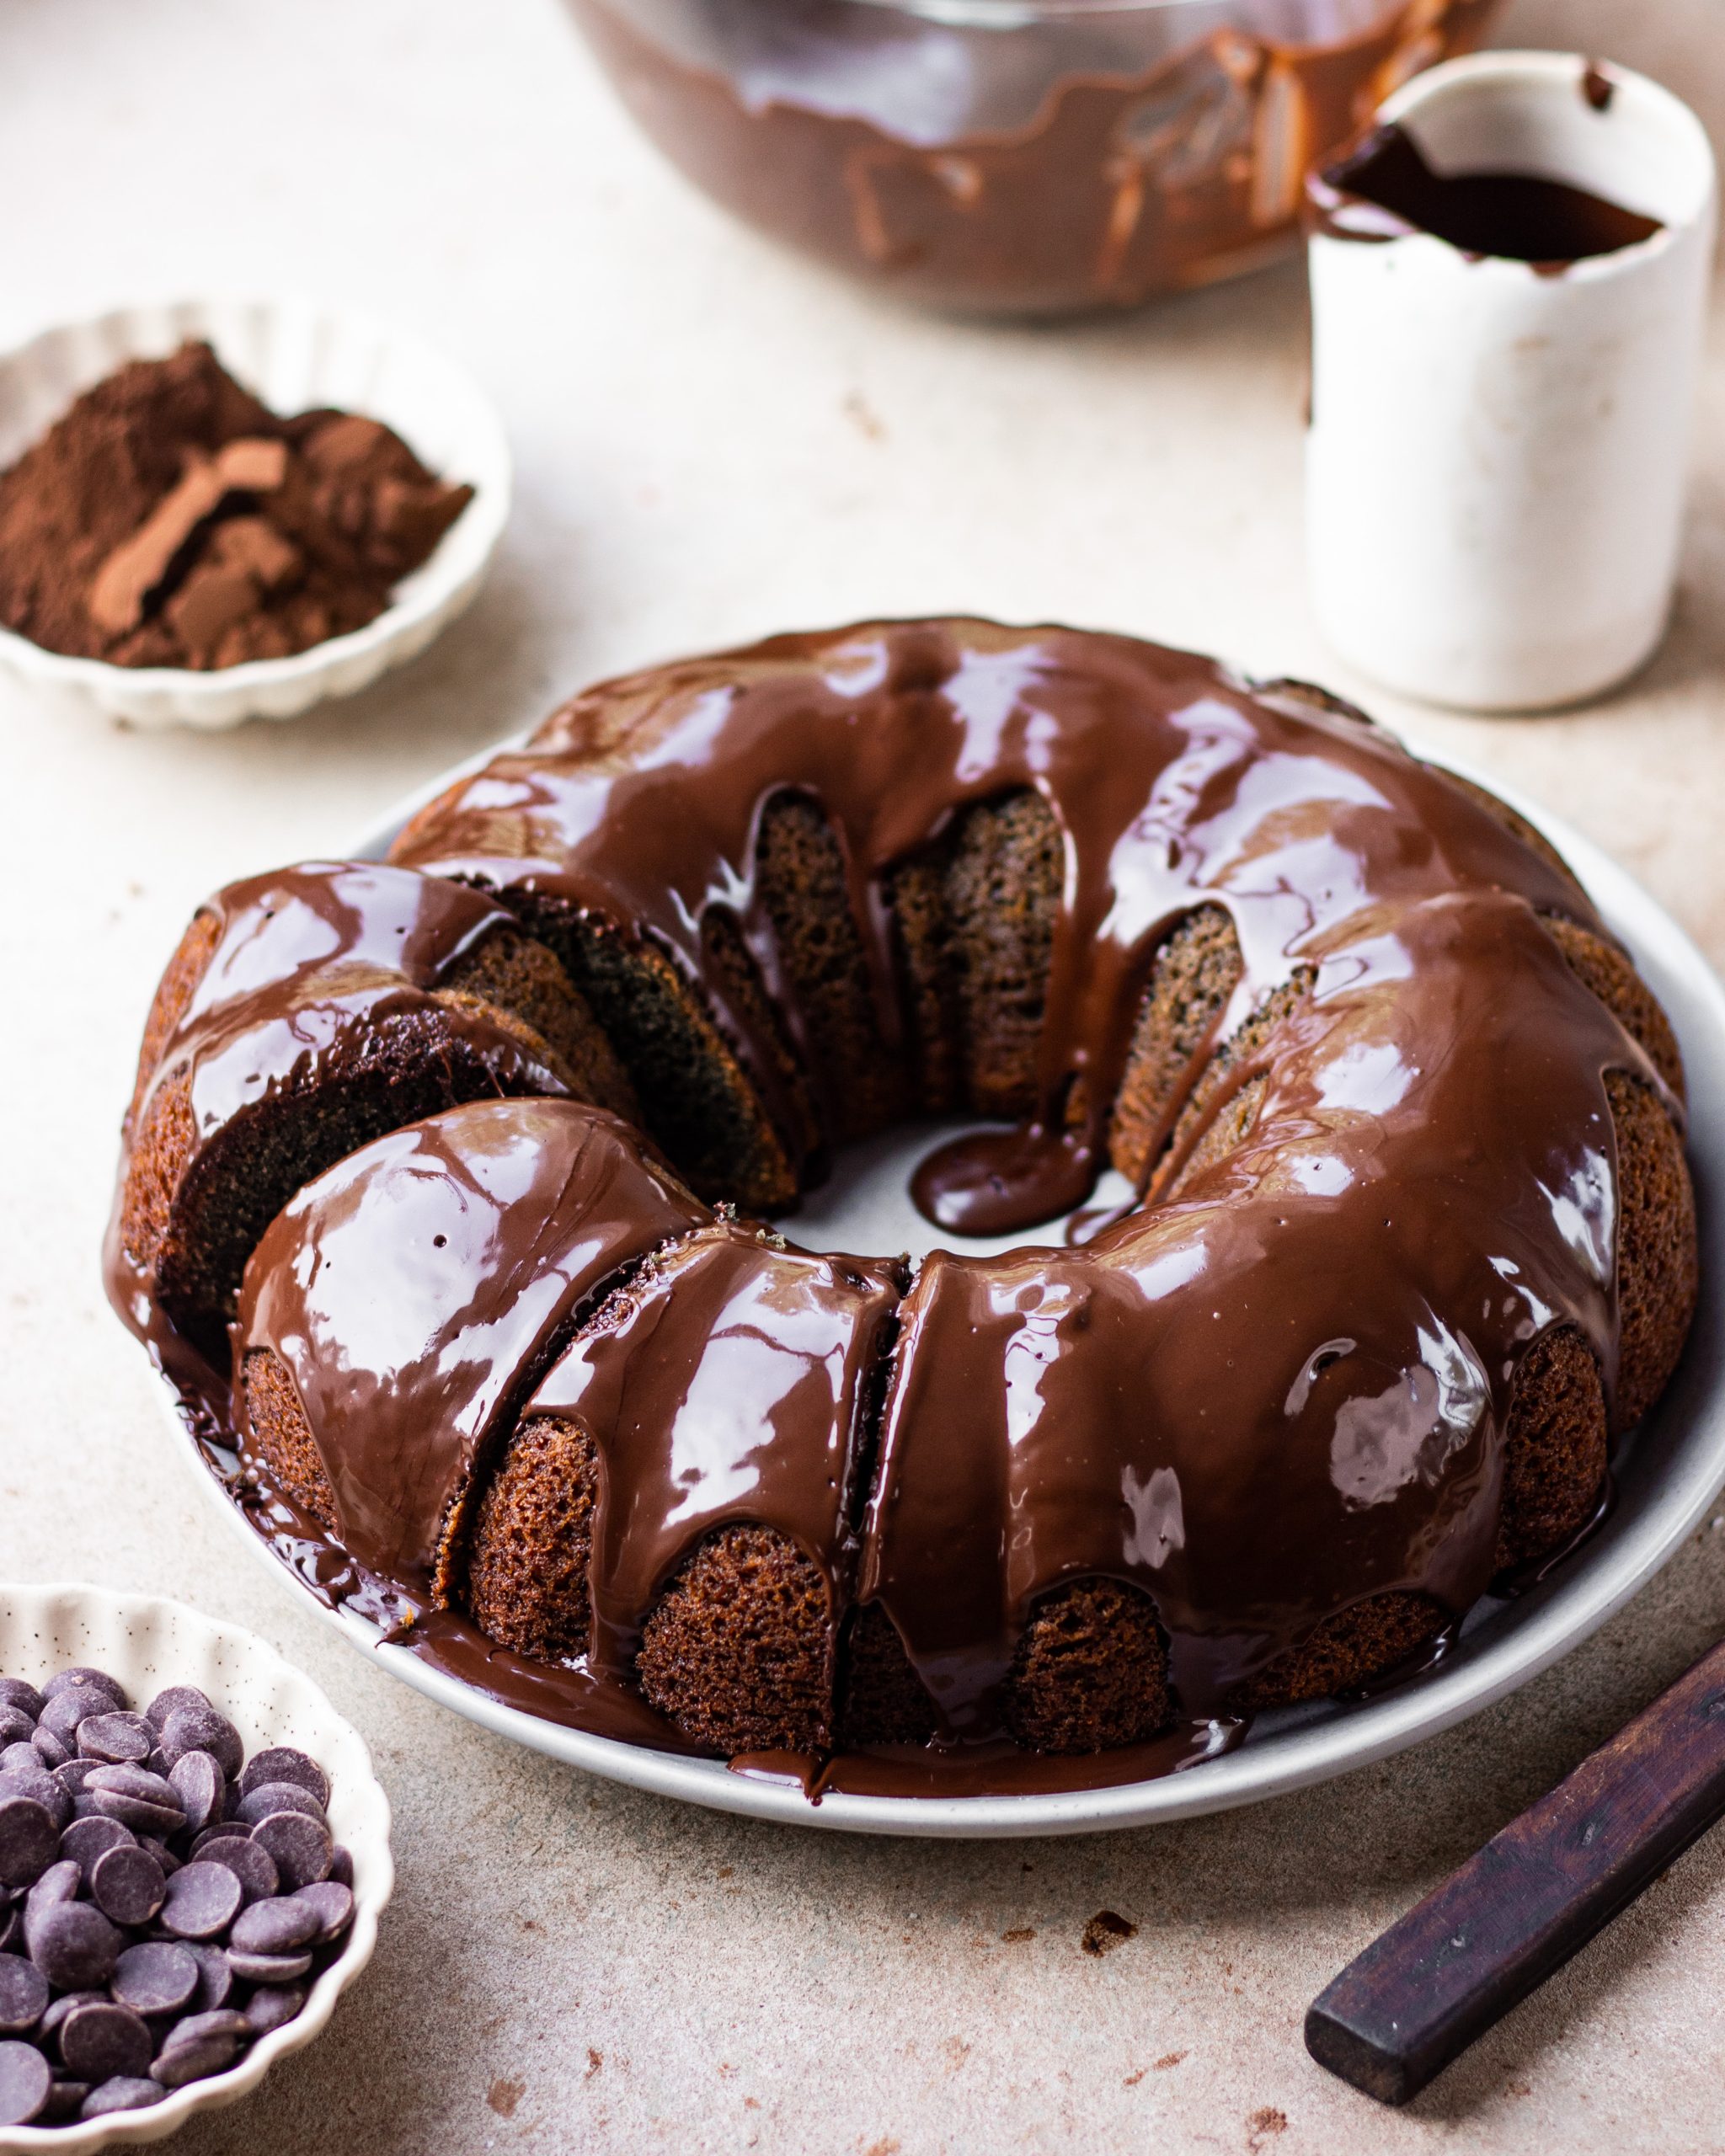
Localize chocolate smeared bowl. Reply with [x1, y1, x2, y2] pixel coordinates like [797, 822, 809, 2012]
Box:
[565, 0, 1502, 315]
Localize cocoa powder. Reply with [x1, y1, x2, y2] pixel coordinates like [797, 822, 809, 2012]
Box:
[0, 341, 473, 670]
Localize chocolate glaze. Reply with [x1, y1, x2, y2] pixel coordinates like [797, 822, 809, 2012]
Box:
[238, 1097, 708, 1598]
[123, 621, 1676, 1796]
[387, 619, 1664, 1746]
[1307, 122, 1663, 267]
[569, 0, 1498, 315]
[103, 862, 570, 1353]
[527, 1224, 903, 1684]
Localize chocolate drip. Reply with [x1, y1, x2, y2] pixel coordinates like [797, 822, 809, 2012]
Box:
[1307, 122, 1663, 267]
[526, 1225, 902, 1680]
[237, 1098, 708, 1597]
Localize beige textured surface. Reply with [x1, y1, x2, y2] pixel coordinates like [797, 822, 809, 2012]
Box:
[3, 1, 1724, 2148]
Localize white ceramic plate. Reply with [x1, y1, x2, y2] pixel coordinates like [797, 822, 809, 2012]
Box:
[0, 1582, 393, 2148]
[0, 297, 510, 729]
[152, 739, 1725, 1836]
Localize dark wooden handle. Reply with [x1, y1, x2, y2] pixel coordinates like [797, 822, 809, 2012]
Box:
[1306, 1637, 1725, 2105]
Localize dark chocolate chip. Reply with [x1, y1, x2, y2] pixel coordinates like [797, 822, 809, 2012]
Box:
[158, 1860, 243, 1941]
[38, 1990, 103, 2049]
[152, 2005, 247, 2088]
[144, 1685, 211, 1733]
[42, 1669, 126, 1710]
[52, 1758, 97, 1799]
[168, 2005, 250, 2043]
[60, 1814, 132, 1869]
[84, 1763, 181, 1812]
[250, 1809, 331, 1890]
[243, 1982, 306, 2036]
[28, 1724, 70, 1770]
[60, 2000, 153, 2083]
[227, 1947, 312, 1983]
[158, 1703, 243, 1781]
[328, 1844, 353, 1889]
[0, 1710, 34, 1751]
[168, 1748, 224, 1837]
[85, 1762, 184, 1836]
[82, 2074, 166, 2117]
[23, 1858, 79, 1929]
[140, 1833, 181, 1878]
[293, 1880, 355, 1944]
[39, 1685, 120, 1746]
[0, 1953, 47, 2035]
[190, 1821, 249, 1855]
[89, 1843, 167, 1928]
[239, 1748, 328, 1809]
[0, 2038, 51, 2125]
[187, 1941, 233, 2010]
[0, 1909, 16, 1956]
[77, 1711, 154, 1766]
[112, 1939, 199, 2018]
[231, 1897, 319, 1956]
[236, 1780, 326, 1828]
[27, 1902, 122, 1989]
[36, 2079, 89, 2122]
[198, 1833, 277, 1903]
[2, 1770, 69, 1835]
[0, 1684, 42, 1723]
[0, 1798, 56, 1887]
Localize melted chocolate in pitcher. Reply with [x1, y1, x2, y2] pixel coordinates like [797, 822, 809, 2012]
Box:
[1311, 122, 1664, 268]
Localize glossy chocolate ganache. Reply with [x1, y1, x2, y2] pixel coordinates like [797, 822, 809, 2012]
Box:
[1308, 119, 1664, 267]
[111, 621, 1695, 1798]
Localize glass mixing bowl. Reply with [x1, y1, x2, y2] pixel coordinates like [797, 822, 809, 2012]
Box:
[565, 0, 1503, 314]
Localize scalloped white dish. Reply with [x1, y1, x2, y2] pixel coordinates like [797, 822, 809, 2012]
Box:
[0, 297, 510, 729]
[152, 739, 1725, 1836]
[0, 1583, 393, 2148]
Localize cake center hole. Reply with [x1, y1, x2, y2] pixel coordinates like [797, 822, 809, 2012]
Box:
[788, 1121, 1138, 1262]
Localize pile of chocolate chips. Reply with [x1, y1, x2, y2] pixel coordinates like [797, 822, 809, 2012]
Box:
[0, 1663, 355, 2127]
[0, 339, 473, 670]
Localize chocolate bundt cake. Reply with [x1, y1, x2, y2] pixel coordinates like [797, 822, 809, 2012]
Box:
[109, 619, 1699, 1782]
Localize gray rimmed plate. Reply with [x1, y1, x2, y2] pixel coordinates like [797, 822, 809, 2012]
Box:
[154, 735, 1725, 1836]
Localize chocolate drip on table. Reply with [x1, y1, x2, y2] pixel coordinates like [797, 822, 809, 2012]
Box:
[1308, 122, 1663, 268]
[363, 619, 1663, 1765]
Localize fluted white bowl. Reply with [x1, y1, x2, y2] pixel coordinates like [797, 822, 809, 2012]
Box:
[0, 297, 510, 729]
[0, 1582, 393, 2148]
